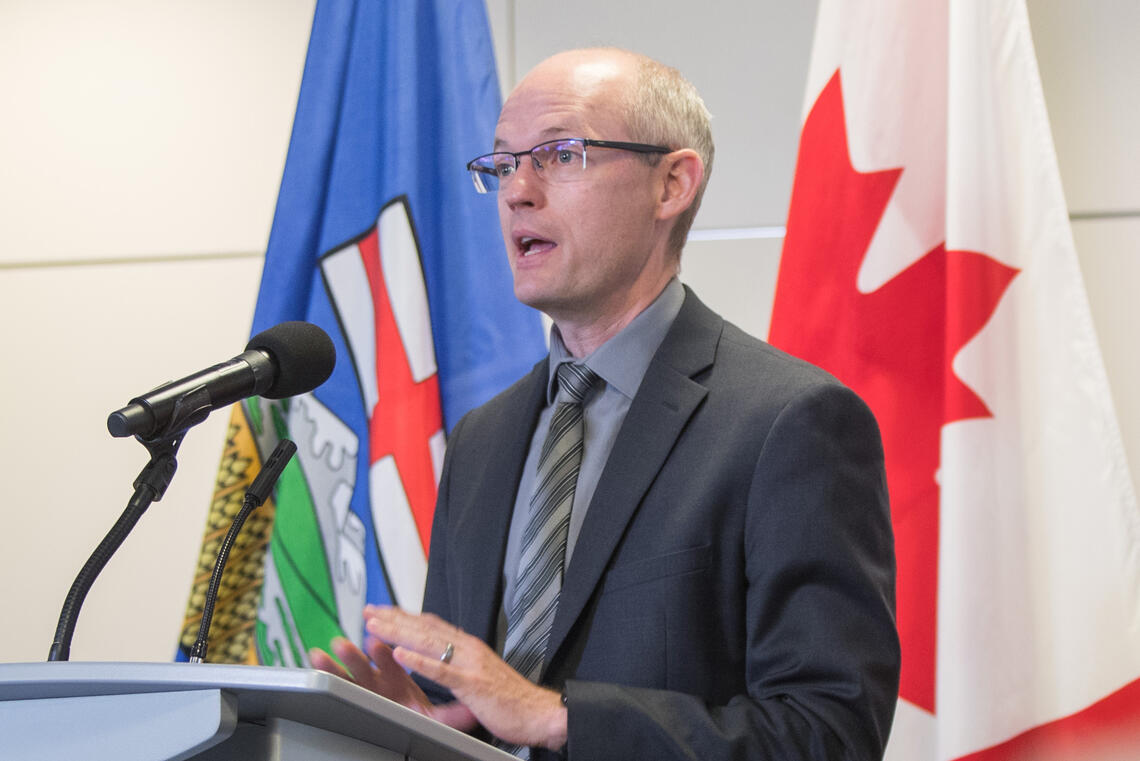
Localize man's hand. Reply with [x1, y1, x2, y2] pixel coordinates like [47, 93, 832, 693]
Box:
[365, 605, 568, 751]
[308, 631, 477, 731]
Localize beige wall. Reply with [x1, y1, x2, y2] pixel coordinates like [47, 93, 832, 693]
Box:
[0, 0, 314, 662]
[0, 0, 1135, 664]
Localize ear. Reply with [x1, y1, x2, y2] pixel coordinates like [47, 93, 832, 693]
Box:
[655, 149, 704, 223]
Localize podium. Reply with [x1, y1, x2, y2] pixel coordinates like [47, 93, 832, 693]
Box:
[0, 662, 516, 761]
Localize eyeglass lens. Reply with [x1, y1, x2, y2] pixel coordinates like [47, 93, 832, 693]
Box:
[470, 139, 588, 193]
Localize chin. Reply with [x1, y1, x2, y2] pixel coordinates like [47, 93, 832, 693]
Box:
[513, 279, 555, 311]
[513, 288, 548, 314]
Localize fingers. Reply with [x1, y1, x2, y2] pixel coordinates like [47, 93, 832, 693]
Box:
[392, 644, 447, 683]
[310, 627, 448, 723]
[359, 606, 565, 748]
[311, 636, 395, 697]
[330, 636, 378, 684]
[390, 642, 564, 750]
[363, 634, 398, 668]
[308, 646, 350, 680]
[365, 606, 477, 698]
[365, 606, 460, 665]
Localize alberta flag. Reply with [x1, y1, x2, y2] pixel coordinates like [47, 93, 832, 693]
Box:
[769, 0, 1140, 759]
[177, 0, 545, 665]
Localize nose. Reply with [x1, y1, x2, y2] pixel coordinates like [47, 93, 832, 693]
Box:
[501, 159, 544, 210]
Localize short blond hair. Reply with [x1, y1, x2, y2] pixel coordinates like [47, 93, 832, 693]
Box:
[621, 54, 715, 255]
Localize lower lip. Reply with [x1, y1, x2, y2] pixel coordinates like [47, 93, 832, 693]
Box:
[519, 242, 556, 260]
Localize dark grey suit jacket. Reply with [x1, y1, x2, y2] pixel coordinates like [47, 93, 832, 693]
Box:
[421, 288, 900, 760]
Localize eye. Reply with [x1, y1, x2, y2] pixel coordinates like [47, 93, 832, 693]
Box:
[494, 160, 516, 178]
[547, 140, 584, 167]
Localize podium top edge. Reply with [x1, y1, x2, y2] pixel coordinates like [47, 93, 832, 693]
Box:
[0, 662, 517, 760]
[0, 661, 333, 694]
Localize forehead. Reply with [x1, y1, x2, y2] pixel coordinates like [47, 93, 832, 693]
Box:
[494, 55, 633, 150]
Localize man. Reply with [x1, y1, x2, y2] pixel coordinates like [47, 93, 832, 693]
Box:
[311, 47, 900, 760]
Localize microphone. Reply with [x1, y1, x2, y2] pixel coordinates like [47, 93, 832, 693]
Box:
[107, 321, 335, 440]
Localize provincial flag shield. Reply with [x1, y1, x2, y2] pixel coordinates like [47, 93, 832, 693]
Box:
[769, 1, 1140, 759]
[321, 197, 444, 612]
[177, 0, 546, 665]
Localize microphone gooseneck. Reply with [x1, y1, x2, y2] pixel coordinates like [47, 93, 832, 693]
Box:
[188, 439, 297, 663]
[48, 433, 184, 661]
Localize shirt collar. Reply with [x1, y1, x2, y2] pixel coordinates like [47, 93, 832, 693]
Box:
[545, 277, 685, 403]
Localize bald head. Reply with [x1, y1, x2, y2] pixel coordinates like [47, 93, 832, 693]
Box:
[509, 48, 640, 104]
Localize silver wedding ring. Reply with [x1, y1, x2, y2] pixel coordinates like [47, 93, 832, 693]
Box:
[440, 642, 454, 664]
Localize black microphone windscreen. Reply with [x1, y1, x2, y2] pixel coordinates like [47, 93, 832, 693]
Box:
[246, 321, 336, 399]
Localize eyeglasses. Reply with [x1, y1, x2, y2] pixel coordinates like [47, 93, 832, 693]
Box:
[466, 138, 672, 194]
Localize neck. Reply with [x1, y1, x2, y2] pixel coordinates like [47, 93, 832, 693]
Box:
[552, 275, 675, 358]
[557, 317, 635, 359]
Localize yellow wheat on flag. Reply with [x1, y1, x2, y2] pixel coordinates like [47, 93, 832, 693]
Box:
[179, 406, 274, 664]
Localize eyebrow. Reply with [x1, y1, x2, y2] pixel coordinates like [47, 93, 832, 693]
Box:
[493, 127, 577, 151]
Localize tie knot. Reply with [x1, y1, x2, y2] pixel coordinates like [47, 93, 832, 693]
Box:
[556, 363, 599, 404]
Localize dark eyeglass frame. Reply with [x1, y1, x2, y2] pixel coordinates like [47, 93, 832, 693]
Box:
[466, 138, 673, 193]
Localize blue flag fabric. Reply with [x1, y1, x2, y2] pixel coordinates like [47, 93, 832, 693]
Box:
[258, 0, 542, 426]
[178, 0, 544, 665]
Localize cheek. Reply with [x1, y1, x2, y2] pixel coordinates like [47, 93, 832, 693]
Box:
[555, 174, 658, 269]
[588, 190, 657, 251]
[497, 202, 511, 246]
[498, 214, 517, 273]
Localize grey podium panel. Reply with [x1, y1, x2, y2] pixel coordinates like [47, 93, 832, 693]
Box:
[0, 662, 515, 761]
[1, 688, 237, 761]
[192, 717, 405, 761]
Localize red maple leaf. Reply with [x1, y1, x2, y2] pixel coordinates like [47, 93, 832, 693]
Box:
[768, 70, 1019, 713]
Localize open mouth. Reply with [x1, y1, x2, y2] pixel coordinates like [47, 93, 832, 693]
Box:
[517, 235, 556, 256]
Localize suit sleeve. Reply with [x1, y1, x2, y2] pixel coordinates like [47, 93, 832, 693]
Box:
[559, 382, 900, 761]
[414, 412, 466, 706]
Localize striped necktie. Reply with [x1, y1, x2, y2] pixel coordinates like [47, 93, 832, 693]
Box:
[499, 362, 599, 756]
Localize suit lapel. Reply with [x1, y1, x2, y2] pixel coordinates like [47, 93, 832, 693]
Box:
[545, 290, 722, 670]
[449, 361, 547, 644]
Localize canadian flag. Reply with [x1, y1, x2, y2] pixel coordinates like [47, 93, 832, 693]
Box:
[768, 1, 1140, 759]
